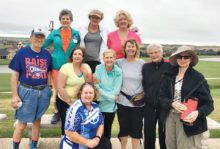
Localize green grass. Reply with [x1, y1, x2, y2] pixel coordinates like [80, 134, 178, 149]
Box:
[0, 73, 11, 91]
[0, 58, 220, 138]
[0, 60, 11, 65]
[194, 61, 220, 78]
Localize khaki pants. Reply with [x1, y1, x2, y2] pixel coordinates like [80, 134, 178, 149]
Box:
[165, 111, 209, 149]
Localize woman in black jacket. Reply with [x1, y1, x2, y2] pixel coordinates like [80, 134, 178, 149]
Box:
[159, 46, 214, 149]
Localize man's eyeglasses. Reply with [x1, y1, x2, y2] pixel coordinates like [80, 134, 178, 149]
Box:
[177, 55, 191, 60]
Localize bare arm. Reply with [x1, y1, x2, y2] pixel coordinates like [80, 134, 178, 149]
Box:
[92, 124, 104, 145]
[65, 130, 98, 148]
[47, 71, 52, 86]
[11, 70, 21, 109]
[57, 71, 73, 105]
[80, 64, 93, 82]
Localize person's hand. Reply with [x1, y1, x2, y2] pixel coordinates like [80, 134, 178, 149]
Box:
[11, 95, 22, 109]
[115, 95, 118, 102]
[184, 110, 199, 123]
[84, 72, 93, 82]
[171, 101, 187, 113]
[131, 26, 139, 33]
[86, 139, 98, 148]
[92, 74, 100, 84]
[92, 137, 100, 147]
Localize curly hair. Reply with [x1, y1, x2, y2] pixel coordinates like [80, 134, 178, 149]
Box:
[114, 10, 133, 28]
[59, 9, 73, 21]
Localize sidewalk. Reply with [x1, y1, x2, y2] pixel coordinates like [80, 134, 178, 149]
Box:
[0, 138, 220, 149]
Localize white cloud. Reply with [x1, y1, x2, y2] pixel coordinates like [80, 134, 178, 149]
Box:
[0, 0, 219, 45]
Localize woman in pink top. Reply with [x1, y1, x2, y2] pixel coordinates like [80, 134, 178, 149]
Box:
[107, 10, 141, 59]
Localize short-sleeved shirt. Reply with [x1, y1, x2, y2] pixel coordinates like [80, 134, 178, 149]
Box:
[8, 46, 52, 86]
[107, 30, 142, 59]
[115, 58, 145, 107]
[58, 63, 91, 102]
[64, 99, 104, 148]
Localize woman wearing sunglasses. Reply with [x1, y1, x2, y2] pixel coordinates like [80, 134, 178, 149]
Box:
[78, 9, 108, 73]
[159, 46, 214, 149]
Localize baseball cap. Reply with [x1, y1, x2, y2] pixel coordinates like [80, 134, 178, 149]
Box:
[31, 28, 45, 36]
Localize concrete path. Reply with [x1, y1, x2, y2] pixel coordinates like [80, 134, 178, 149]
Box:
[0, 138, 220, 149]
[0, 65, 11, 73]
[199, 58, 220, 62]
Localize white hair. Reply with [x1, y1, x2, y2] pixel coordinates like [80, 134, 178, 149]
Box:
[147, 43, 163, 53]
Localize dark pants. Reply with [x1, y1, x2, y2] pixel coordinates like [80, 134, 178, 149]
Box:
[56, 95, 70, 135]
[85, 61, 101, 73]
[144, 104, 166, 149]
[117, 104, 144, 138]
[102, 112, 116, 139]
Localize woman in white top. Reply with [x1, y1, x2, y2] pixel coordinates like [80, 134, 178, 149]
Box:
[79, 9, 108, 73]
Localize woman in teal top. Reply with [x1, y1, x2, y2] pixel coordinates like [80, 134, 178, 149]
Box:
[95, 49, 122, 139]
[42, 9, 80, 125]
[43, 10, 80, 70]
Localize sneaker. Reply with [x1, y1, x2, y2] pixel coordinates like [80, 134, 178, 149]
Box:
[51, 112, 60, 124]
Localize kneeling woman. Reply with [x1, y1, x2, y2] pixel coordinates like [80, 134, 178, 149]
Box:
[60, 82, 104, 149]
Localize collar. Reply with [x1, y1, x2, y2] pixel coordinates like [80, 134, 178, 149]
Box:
[151, 58, 164, 69]
[80, 98, 94, 111]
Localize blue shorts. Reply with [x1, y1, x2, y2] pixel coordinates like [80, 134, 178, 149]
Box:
[15, 84, 52, 123]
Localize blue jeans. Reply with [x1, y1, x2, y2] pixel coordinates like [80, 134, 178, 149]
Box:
[15, 84, 52, 123]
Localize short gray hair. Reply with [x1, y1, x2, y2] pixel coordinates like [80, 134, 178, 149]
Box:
[147, 43, 163, 53]
[59, 9, 73, 21]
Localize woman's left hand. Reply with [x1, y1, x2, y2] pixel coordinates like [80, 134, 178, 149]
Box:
[92, 74, 100, 84]
[183, 110, 199, 123]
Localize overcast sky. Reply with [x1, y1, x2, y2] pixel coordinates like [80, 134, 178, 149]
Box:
[0, 0, 220, 45]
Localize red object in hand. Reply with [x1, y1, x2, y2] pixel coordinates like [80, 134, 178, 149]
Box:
[180, 97, 198, 126]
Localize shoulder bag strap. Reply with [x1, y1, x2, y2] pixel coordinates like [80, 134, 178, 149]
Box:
[184, 79, 205, 100]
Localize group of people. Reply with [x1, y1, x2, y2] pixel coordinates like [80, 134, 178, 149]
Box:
[9, 8, 214, 149]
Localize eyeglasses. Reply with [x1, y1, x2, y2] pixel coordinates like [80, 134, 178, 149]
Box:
[177, 55, 191, 60]
[90, 15, 101, 19]
[83, 82, 95, 86]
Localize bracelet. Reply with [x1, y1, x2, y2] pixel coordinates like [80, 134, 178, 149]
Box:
[95, 136, 101, 140]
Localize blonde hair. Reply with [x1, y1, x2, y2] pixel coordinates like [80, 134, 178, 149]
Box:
[103, 49, 116, 58]
[114, 10, 133, 28]
[88, 9, 104, 20]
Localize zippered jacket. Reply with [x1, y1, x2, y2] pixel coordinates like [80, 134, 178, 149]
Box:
[42, 27, 80, 70]
[142, 59, 171, 108]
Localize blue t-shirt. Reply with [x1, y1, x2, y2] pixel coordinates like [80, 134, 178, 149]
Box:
[62, 99, 104, 149]
[8, 46, 52, 86]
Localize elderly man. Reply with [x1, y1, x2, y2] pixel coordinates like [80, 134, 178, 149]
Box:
[9, 28, 52, 149]
[142, 44, 171, 149]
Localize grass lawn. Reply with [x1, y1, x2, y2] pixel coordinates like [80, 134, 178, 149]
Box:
[0, 57, 220, 138]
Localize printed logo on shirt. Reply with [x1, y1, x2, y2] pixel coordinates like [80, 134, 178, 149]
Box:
[25, 58, 48, 79]
[83, 109, 100, 125]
